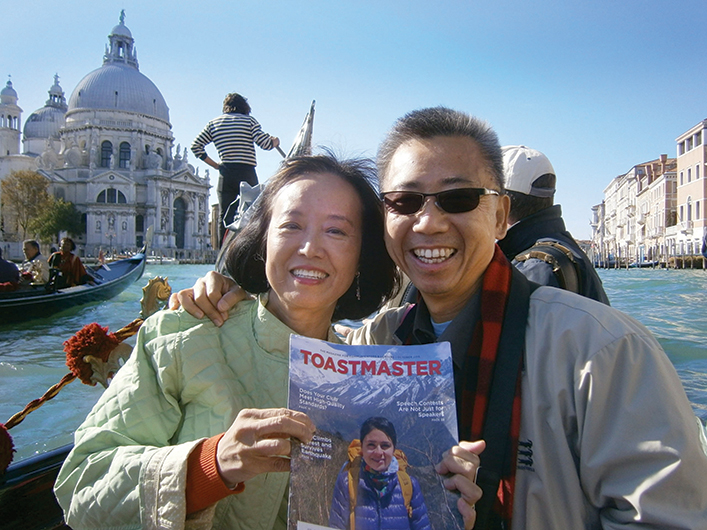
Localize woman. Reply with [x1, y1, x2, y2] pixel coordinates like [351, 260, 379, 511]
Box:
[54, 154, 399, 530]
[329, 417, 431, 530]
[191, 92, 281, 245]
[48, 237, 90, 287]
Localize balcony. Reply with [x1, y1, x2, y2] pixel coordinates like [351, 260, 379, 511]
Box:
[680, 220, 693, 234]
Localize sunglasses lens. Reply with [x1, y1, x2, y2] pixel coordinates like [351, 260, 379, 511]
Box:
[437, 189, 480, 213]
[383, 193, 424, 215]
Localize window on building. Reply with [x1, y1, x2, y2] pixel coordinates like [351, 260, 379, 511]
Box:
[101, 141, 113, 167]
[687, 198, 692, 221]
[135, 214, 144, 232]
[696, 131, 702, 146]
[688, 168, 692, 182]
[119, 142, 131, 169]
[697, 201, 701, 220]
[680, 172, 684, 185]
[680, 205, 683, 221]
[697, 165, 701, 180]
[687, 137, 693, 151]
[97, 188, 127, 204]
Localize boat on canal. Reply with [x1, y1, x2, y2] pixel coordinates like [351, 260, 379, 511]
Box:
[0, 250, 147, 325]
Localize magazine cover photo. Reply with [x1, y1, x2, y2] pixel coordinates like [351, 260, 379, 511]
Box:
[287, 334, 463, 530]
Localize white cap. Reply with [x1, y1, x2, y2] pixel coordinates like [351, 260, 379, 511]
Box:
[501, 145, 556, 198]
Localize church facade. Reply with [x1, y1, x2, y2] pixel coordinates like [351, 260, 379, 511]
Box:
[0, 12, 211, 258]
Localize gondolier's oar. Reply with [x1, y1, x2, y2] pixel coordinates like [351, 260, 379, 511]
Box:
[276, 145, 287, 158]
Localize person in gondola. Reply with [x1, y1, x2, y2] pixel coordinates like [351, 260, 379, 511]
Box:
[20, 239, 50, 284]
[48, 237, 91, 288]
[191, 92, 281, 246]
[54, 153, 399, 529]
[0, 247, 20, 286]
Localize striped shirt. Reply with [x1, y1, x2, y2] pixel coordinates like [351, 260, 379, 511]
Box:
[191, 113, 275, 166]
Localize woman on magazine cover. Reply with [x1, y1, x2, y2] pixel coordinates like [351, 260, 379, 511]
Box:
[329, 416, 431, 530]
[54, 153, 399, 530]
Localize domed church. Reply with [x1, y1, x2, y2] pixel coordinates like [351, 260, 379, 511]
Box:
[0, 11, 211, 257]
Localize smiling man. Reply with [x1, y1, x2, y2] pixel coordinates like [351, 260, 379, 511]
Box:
[173, 107, 707, 529]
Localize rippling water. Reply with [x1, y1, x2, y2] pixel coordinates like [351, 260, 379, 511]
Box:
[1, 265, 706, 463]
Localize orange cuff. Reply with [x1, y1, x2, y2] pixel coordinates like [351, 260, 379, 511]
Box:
[186, 433, 245, 514]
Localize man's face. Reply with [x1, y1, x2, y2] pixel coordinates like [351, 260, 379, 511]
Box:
[23, 243, 37, 260]
[382, 136, 510, 321]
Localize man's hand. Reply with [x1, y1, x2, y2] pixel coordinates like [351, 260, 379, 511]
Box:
[216, 408, 315, 488]
[168, 271, 249, 326]
[435, 440, 486, 530]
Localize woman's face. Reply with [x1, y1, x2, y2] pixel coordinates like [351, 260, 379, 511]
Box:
[60, 239, 72, 253]
[264, 172, 362, 321]
[361, 428, 395, 472]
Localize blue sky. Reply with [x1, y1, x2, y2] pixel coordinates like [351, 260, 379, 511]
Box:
[7, 0, 707, 239]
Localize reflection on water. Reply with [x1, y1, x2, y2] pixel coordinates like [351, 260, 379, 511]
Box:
[1, 266, 706, 463]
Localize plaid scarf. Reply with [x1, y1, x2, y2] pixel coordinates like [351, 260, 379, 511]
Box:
[458, 244, 520, 527]
[397, 244, 521, 528]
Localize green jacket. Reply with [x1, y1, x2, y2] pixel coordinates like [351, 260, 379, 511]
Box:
[55, 295, 340, 530]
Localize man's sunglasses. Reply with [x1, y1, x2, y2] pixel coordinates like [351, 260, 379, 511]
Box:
[380, 188, 500, 215]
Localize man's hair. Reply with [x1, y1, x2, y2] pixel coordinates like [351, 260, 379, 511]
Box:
[360, 416, 397, 448]
[377, 106, 504, 190]
[222, 93, 251, 115]
[507, 172, 556, 224]
[224, 151, 400, 321]
[23, 240, 40, 252]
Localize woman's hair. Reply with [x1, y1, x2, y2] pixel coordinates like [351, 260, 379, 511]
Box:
[222, 93, 251, 115]
[225, 152, 400, 321]
[61, 237, 76, 251]
[360, 417, 397, 448]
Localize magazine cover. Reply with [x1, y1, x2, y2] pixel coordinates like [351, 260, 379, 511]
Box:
[287, 334, 462, 530]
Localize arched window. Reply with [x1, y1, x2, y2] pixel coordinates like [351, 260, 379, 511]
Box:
[101, 141, 113, 167]
[173, 197, 187, 249]
[119, 142, 131, 168]
[135, 214, 144, 232]
[97, 188, 127, 204]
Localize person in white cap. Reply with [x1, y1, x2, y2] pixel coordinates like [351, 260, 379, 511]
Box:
[498, 145, 610, 304]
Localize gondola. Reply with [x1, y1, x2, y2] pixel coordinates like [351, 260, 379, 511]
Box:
[0, 250, 147, 324]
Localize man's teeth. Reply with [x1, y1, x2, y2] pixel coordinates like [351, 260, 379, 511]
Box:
[292, 269, 327, 279]
[413, 248, 454, 263]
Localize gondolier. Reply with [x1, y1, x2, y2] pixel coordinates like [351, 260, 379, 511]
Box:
[191, 92, 280, 246]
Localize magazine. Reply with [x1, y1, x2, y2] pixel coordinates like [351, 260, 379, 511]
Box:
[287, 334, 462, 530]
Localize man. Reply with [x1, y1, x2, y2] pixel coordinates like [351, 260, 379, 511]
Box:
[498, 145, 609, 303]
[21, 239, 50, 284]
[174, 107, 707, 529]
[0, 247, 19, 284]
[191, 92, 280, 246]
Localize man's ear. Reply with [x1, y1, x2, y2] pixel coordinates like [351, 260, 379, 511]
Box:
[495, 194, 511, 240]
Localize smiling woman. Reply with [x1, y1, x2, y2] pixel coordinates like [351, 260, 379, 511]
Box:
[328, 416, 432, 530]
[53, 153, 400, 530]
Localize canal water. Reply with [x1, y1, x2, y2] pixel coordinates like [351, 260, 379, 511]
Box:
[1, 265, 706, 463]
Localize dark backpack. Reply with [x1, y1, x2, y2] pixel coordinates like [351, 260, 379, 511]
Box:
[514, 240, 581, 294]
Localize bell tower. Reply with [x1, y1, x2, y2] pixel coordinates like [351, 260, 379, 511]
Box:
[0, 77, 22, 156]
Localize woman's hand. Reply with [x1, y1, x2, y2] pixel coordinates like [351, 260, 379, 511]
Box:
[168, 271, 249, 326]
[435, 440, 486, 530]
[216, 408, 315, 488]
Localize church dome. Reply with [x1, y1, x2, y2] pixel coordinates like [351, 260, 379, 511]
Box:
[24, 75, 68, 139]
[1, 79, 18, 103]
[66, 11, 170, 124]
[24, 106, 66, 139]
[67, 63, 170, 123]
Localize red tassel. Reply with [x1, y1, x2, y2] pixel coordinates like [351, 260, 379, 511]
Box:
[0, 423, 15, 475]
[63, 323, 120, 386]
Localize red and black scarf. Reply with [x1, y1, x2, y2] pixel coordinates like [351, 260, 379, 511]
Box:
[459, 244, 520, 526]
[398, 244, 521, 527]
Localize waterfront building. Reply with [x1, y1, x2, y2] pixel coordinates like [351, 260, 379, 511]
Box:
[673, 121, 707, 259]
[0, 12, 212, 260]
[593, 155, 677, 266]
